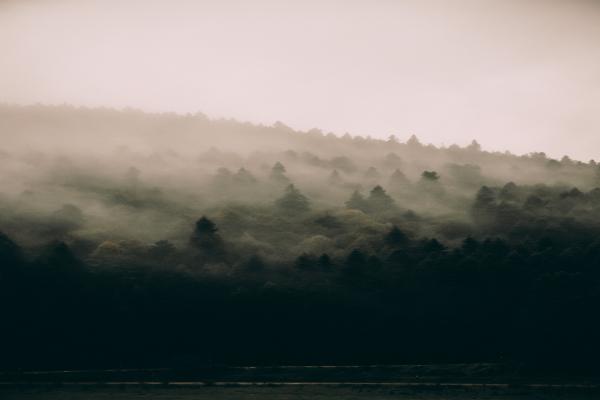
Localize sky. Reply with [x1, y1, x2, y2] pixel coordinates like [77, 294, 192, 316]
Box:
[1, 0, 599, 160]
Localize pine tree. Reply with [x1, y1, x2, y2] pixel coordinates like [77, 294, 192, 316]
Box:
[385, 226, 409, 247]
[275, 184, 310, 213]
[367, 185, 395, 211]
[189, 216, 225, 259]
[270, 161, 289, 184]
[345, 190, 368, 211]
[388, 169, 409, 190]
[234, 167, 257, 185]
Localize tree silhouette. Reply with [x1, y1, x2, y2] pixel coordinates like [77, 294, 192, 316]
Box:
[270, 161, 289, 184]
[421, 170, 440, 182]
[189, 216, 225, 260]
[344, 249, 367, 275]
[407, 134, 421, 147]
[472, 186, 497, 224]
[295, 253, 315, 270]
[467, 140, 482, 152]
[345, 190, 368, 212]
[275, 184, 310, 213]
[233, 167, 257, 185]
[384, 152, 402, 168]
[388, 169, 409, 190]
[367, 185, 395, 211]
[385, 226, 409, 248]
[364, 166, 381, 181]
[317, 253, 332, 269]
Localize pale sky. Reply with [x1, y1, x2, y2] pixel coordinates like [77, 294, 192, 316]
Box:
[1, 0, 599, 160]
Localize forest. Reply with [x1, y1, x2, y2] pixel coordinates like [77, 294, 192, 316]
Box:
[1, 104, 600, 372]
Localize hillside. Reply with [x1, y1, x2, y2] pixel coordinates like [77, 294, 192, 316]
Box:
[1, 104, 600, 371]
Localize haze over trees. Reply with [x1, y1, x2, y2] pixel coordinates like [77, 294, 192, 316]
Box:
[1, 104, 600, 371]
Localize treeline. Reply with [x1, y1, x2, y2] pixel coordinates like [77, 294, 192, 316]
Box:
[2, 186, 600, 370]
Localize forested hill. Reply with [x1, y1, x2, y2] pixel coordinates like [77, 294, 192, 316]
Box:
[2, 104, 600, 371]
[1, 103, 597, 188]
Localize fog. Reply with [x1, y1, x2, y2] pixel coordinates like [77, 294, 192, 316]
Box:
[1, 104, 599, 264]
[1, 0, 600, 159]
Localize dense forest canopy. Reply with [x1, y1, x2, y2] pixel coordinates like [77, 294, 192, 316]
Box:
[1, 104, 600, 370]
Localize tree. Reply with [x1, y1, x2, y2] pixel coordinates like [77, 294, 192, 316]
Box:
[213, 167, 233, 190]
[472, 186, 497, 224]
[367, 185, 395, 211]
[385, 226, 409, 248]
[272, 161, 286, 174]
[388, 169, 409, 190]
[499, 182, 519, 202]
[364, 166, 380, 180]
[295, 253, 315, 270]
[270, 161, 289, 184]
[467, 140, 482, 152]
[345, 190, 368, 212]
[475, 186, 495, 205]
[189, 216, 225, 259]
[50, 204, 84, 235]
[36, 242, 86, 285]
[233, 167, 257, 185]
[384, 153, 403, 168]
[524, 194, 544, 211]
[275, 184, 310, 213]
[330, 156, 357, 173]
[422, 238, 445, 254]
[407, 134, 421, 147]
[421, 170, 440, 182]
[345, 249, 367, 274]
[317, 253, 332, 269]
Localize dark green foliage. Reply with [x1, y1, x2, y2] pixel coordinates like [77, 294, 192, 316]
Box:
[314, 214, 341, 229]
[329, 156, 356, 173]
[275, 184, 310, 213]
[421, 170, 440, 181]
[270, 161, 289, 184]
[422, 238, 445, 254]
[385, 225, 409, 248]
[388, 169, 409, 190]
[367, 185, 396, 212]
[345, 190, 368, 211]
[189, 216, 225, 260]
[344, 248, 367, 274]
[461, 236, 479, 254]
[233, 167, 257, 185]
[317, 253, 332, 269]
[295, 253, 316, 270]
[383, 152, 402, 168]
